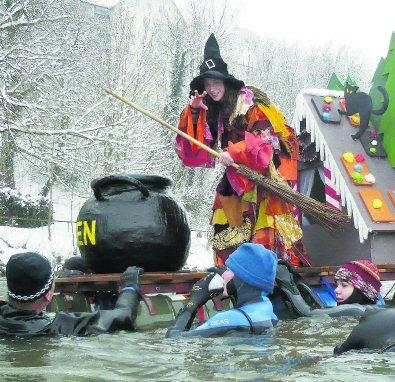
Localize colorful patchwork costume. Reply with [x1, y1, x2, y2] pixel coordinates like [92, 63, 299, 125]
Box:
[175, 35, 307, 266]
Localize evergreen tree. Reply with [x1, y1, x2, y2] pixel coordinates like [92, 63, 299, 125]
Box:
[380, 32, 395, 167]
[327, 73, 344, 90]
[345, 75, 358, 87]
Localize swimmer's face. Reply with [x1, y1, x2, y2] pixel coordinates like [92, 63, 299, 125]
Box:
[335, 280, 354, 303]
[221, 269, 235, 297]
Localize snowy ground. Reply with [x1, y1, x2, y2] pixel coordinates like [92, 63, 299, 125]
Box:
[0, 222, 214, 271]
[0, 215, 214, 273]
[0, 180, 214, 272]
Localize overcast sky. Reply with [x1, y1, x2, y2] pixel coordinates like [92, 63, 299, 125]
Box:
[175, 0, 395, 71]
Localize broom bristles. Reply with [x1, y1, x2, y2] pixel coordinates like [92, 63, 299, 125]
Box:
[237, 165, 349, 232]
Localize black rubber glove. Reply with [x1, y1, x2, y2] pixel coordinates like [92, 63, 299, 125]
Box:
[166, 273, 222, 337]
[206, 265, 227, 276]
[185, 272, 221, 312]
[119, 266, 144, 288]
[275, 261, 312, 317]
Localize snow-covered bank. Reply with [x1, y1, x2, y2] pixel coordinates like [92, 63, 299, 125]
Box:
[0, 224, 76, 268]
[0, 181, 214, 271]
[0, 223, 214, 271]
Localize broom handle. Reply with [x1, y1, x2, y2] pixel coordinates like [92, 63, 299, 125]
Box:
[104, 88, 240, 169]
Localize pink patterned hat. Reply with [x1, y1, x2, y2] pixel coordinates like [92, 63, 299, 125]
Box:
[335, 260, 381, 302]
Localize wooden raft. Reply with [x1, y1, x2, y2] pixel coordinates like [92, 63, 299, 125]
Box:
[55, 265, 395, 294]
[55, 272, 207, 294]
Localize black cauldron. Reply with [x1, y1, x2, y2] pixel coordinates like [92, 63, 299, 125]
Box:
[76, 174, 190, 273]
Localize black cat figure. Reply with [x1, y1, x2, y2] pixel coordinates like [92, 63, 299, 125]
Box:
[338, 82, 389, 141]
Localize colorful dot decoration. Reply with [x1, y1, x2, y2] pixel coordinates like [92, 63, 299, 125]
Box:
[354, 164, 363, 172]
[370, 147, 377, 154]
[352, 172, 364, 183]
[355, 153, 365, 163]
[372, 198, 383, 209]
[343, 152, 355, 163]
[364, 173, 375, 184]
[350, 114, 360, 125]
[322, 96, 334, 121]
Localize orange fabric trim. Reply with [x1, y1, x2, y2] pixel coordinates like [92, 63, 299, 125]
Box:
[252, 227, 301, 267]
[217, 195, 244, 227]
[215, 254, 226, 266]
[227, 140, 249, 164]
[186, 106, 206, 152]
[247, 106, 268, 131]
[179, 107, 188, 126]
[277, 156, 298, 181]
[265, 194, 293, 215]
[285, 125, 300, 160]
[252, 227, 275, 248]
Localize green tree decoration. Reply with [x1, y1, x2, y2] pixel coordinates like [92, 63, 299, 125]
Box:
[327, 73, 344, 91]
[380, 32, 395, 167]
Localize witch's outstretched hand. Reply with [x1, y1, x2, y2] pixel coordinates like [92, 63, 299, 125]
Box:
[189, 90, 208, 110]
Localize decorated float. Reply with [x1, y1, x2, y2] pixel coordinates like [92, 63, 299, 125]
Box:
[51, 112, 395, 324]
[51, 36, 395, 324]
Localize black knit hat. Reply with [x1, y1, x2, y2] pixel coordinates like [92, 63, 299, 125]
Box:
[6, 252, 54, 302]
[190, 34, 244, 93]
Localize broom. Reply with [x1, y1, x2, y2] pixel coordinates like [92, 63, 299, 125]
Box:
[105, 88, 349, 232]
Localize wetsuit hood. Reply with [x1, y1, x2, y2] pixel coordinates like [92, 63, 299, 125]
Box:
[228, 275, 263, 308]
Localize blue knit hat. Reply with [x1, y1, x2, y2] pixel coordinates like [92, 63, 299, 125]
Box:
[225, 243, 277, 293]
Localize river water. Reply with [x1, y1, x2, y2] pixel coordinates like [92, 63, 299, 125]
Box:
[0, 278, 394, 382]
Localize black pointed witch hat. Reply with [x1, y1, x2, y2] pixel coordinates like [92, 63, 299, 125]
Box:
[190, 34, 244, 92]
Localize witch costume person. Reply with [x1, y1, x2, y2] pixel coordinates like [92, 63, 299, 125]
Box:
[175, 34, 306, 266]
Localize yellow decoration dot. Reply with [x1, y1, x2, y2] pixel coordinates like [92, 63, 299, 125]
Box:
[350, 114, 360, 125]
[343, 152, 355, 163]
[324, 96, 333, 104]
[372, 199, 383, 209]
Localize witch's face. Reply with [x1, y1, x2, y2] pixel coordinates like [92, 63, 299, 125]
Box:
[204, 77, 225, 102]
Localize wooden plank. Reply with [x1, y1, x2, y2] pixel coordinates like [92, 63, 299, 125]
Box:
[359, 189, 395, 222]
[55, 272, 207, 285]
[54, 265, 395, 294]
[341, 157, 372, 185]
[55, 265, 395, 284]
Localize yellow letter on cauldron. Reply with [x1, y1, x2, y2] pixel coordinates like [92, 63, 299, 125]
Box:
[76, 220, 96, 246]
[83, 220, 96, 245]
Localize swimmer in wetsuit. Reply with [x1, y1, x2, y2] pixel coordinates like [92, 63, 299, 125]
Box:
[166, 243, 278, 337]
